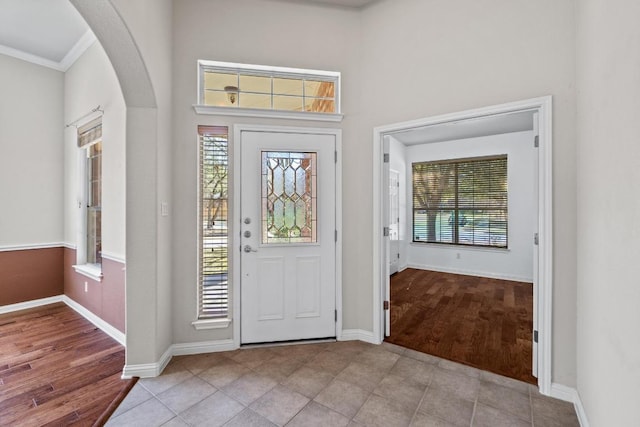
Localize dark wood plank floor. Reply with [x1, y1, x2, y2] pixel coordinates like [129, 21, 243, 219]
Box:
[0, 303, 130, 426]
[386, 268, 536, 384]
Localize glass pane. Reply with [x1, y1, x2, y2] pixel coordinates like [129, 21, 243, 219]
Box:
[204, 90, 237, 107]
[200, 133, 229, 318]
[87, 208, 101, 264]
[240, 74, 271, 94]
[305, 80, 335, 98]
[304, 98, 335, 113]
[239, 92, 271, 109]
[203, 71, 238, 91]
[273, 77, 303, 96]
[262, 151, 317, 244]
[273, 95, 303, 111]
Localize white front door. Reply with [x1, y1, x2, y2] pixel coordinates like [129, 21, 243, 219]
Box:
[240, 129, 336, 344]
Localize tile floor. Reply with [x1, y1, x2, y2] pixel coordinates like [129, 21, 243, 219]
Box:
[106, 341, 580, 427]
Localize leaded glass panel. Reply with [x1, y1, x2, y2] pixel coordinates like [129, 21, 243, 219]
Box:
[262, 151, 317, 244]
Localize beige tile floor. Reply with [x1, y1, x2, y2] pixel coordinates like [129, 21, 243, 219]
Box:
[106, 341, 580, 427]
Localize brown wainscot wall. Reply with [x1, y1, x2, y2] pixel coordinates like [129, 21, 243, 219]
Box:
[0, 247, 64, 306]
[63, 248, 125, 333]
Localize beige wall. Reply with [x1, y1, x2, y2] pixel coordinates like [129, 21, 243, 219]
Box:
[168, 0, 578, 388]
[171, 0, 362, 343]
[64, 41, 127, 259]
[360, 0, 577, 386]
[0, 54, 64, 248]
[576, 0, 640, 424]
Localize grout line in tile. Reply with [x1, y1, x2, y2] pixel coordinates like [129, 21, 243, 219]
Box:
[469, 396, 478, 427]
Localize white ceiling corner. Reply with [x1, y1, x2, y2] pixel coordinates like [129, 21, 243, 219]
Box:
[0, 0, 94, 72]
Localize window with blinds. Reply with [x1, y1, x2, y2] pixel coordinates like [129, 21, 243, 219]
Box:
[78, 119, 102, 266]
[198, 126, 229, 318]
[412, 155, 508, 248]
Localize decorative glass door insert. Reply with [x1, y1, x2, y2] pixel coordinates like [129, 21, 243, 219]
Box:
[262, 151, 317, 244]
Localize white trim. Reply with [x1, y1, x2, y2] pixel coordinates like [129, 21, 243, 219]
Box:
[198, 60, 341, 79]
[549, 383, 590, 427]
[372, 96, 553, 394]
[191, 318, 232, 330]
[122, 340, 238, 378]
[123, 346, 172, 379]
[62, 296, 125, 345]
[406, 263, 532, 284]
[172, 339, 237, 356]
[0, 243, 64, 252]
[339, 329, 380, 345]
[0, 30, 96, 72]
[101, 251, 126, 264]
[58, 30, 96, 71]
[64, 242, 77, 250]
[194, 105, 343, 122]
[73, 263, 103, 282]
[232, 124, 343, 348]
[0, 43, 67, 71]
[0, 295, 64, 314]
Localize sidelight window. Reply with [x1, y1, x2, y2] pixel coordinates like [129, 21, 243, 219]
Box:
[198, 126, 229, 319]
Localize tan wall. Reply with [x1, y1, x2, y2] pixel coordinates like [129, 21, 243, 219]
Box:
[0, 248, 64, 306]
[63, 248, 125, 333]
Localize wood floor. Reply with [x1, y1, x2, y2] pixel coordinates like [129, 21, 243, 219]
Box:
[386, 268, 536, 384]
[0, 303, 130, 426]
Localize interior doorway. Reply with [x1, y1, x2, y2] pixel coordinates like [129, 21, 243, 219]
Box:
[372, 97, 553, 394]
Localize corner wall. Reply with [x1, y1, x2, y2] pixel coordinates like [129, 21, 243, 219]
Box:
[405, 131, 535, 282]
[576, 0, 640, 424]
[361, 0, 577, 387]
[0, 53, 64, 305]
[63, 41, 126, 333]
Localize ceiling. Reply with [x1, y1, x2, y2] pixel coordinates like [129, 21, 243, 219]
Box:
[0, 0, 376, 72]
[0, 0, 91, 71]
[390, 111, 535, 146]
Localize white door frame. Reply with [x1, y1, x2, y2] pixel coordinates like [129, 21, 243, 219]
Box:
[372, 96, 553, 395]
[232, 124, 343, 347]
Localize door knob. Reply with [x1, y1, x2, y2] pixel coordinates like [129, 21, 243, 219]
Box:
[243, 245, 258, 253]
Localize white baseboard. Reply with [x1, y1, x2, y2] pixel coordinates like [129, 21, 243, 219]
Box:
[62, 296, 125, 346]
[0, 295, 64, 314]
[122, 339, 237, 379]
[407, 263, 532, 283]
[172, 339, 236, 356]
[340, 329, 380, 345]
[123, 346, 173, 379]
[550, 383, 590, 427]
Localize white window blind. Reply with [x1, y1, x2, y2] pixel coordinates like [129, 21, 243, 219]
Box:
[198, 126, 229, 318]
[413, 155, 508, 248]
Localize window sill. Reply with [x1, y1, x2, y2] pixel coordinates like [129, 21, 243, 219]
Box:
[410, 242, 510, 252]
[192, 318, 231, 330]
[193, 105, 344, 123]
[73, 264, 103, 282]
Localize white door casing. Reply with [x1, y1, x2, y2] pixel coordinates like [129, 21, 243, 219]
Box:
[372, 96, 553, 395]
[239, 128, 338, 344]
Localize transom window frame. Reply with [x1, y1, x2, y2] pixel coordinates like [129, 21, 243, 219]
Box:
[194, 60, 344, 123]
[412, 154, 509, 249]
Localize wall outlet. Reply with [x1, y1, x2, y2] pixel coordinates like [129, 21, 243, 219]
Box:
[84, 282, 88, 292]
[456, 253, 461, 259]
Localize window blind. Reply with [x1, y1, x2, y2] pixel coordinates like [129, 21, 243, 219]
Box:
[77, 118, 102, 148]
[198, 126, 229, 318]
[413, 155, 508, 248]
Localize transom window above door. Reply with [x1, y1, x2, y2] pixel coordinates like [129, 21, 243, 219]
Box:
[194, 61, 343, 122]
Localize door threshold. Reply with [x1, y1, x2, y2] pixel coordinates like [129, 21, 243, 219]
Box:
[241, 337, 336, 349]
